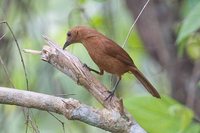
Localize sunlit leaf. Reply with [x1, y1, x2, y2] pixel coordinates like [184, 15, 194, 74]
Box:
[90, 15, 104, 28]
[79, 0, 86, 4]
[124, 96, 193, 133]
[186, 34, 200, 60]
[185, 123, 200, 133]
[177, 1, 200, 43]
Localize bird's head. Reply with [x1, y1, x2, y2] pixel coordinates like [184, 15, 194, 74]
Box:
[63, 26, 98, 50]
[63, 27, 81, 50]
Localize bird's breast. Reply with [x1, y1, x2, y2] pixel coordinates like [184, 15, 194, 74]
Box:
[82, 41, 129, 75]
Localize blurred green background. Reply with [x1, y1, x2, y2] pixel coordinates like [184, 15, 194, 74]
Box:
[0, 0, 200, 133]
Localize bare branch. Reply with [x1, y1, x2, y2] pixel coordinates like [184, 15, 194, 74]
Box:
[48, 111, 66, 133]
[23, 49, 41, 55]
[0, 32, 7, 41]
[41, 36, 122, 112]
[1, 20, 31, 132]
[0, 87, 145, 133]
[20, 36, 147, 132]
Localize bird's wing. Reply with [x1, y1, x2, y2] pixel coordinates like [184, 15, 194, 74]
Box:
[99, 36, 135, 66]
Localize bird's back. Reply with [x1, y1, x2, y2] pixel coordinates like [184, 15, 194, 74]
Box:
[81, 29, 135, 75]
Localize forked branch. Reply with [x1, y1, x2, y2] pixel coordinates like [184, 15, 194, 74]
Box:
[0, 36, 146, 133]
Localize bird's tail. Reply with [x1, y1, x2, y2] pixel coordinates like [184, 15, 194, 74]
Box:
[130, 67, 161, 98]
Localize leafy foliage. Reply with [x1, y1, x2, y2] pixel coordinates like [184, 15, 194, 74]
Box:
[0, 0, 200, 132]
[177, 1, 200, 43]
[124, 96, 196, 133]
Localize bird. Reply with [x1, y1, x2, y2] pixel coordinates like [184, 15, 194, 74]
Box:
[63, 26, 161, 100]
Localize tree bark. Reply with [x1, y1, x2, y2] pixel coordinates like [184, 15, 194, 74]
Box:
[0, 36, 146, 133]
[0, 87, 145, 133]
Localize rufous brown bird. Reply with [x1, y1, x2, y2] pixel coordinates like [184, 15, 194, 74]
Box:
[63, 26, 161, 100]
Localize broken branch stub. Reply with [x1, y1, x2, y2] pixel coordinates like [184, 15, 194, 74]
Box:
[41, 36, 123, 112]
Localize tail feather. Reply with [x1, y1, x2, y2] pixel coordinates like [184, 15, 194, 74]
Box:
[130, 67, 161, 98]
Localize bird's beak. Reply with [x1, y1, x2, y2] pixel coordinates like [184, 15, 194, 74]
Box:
[63, 40, 70, 50]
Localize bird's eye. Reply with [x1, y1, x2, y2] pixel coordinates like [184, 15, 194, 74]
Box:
[67, 32, 71, 37]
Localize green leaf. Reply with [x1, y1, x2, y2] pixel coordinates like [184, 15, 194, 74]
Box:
[124, 96, 194, 133]
[185, 123, 200, 133]
[79, 0, 86, 4]
[186, 34, 200, 60]
[177, 1, 200, 43]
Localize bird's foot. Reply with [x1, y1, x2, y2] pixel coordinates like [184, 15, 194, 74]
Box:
[83, 63, 91, 71]
[83, 63, 88, 68]
[104, 90, 115, 101]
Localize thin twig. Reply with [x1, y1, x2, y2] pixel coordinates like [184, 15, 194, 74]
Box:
[0, 56, 15, 88]
[0, 32, 7, 41]
[0, 20, 30, 133]
[29, 111, 40, 133]
[54, 93, 76, 98]
[22, 105, 40, 133]
[23, 49, 41, 55]
[122, 0, 150, 48]
[0, 21, 29, 90]
[24, 109, 30, 133]
[48, 111, 66, 133]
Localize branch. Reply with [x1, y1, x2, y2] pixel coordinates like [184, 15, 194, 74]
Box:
[22, 36, 146, 132]
[0, 87, 145, 133]
[40, 36, 123, 112]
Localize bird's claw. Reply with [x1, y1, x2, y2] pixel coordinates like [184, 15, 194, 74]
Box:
[104, 90, 114, 101]
[83, 63, 90, 70]
[83, 63, 87, 68]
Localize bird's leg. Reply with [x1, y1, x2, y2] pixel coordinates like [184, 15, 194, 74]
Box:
[83, 64, 104, 75]
[105, 76, 121, 101]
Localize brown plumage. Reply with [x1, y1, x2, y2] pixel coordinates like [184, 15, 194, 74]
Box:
[63, 26, 161, 99]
